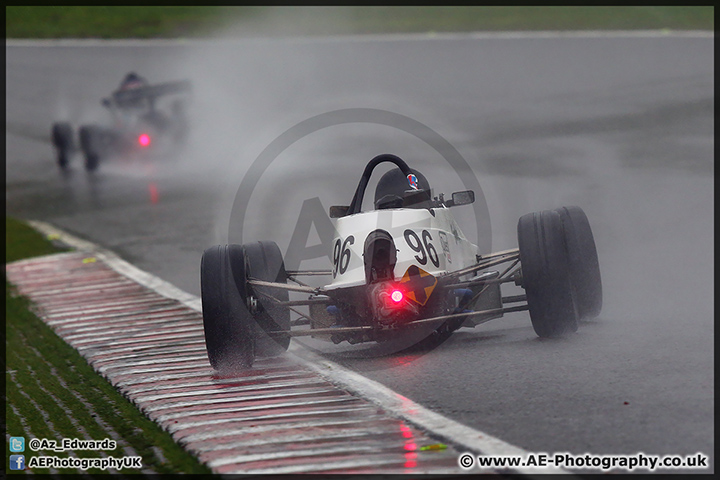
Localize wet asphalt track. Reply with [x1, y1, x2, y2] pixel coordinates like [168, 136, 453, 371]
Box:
[6, 33, 713, 471]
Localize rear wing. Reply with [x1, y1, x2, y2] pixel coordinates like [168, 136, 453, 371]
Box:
[108, 80, 192, 107]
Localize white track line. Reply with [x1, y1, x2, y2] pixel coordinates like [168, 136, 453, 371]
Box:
[26, 219, 570, 475]
[4, 29, 713, 49]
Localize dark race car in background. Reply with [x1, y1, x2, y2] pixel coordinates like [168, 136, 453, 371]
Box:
[51, 73, 192, 172]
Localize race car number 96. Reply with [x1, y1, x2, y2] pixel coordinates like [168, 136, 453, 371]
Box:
[404, 229, 440, 268]
[332, 235, 354, 278]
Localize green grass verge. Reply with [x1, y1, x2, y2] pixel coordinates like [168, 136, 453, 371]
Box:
[5, 217, 68, 264]
[5, 217, 212, 475]
[6, 6, 714, 39]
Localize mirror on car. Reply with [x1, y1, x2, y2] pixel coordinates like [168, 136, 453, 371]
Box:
[447, 190, 475, 207]
[329, 205, 349, 218]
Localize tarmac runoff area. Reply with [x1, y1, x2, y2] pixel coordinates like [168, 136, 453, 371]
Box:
[7, 221, 571, 475]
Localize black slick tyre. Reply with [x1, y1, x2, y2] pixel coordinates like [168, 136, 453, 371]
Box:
[518, 210, 578, 338]
[555, 206, 602, 320]
[201, 245, 255, 371]
[79, 125, 101, 172]
[51, 122, 74, 169]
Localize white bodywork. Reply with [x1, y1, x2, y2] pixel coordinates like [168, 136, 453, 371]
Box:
[325, 207, 478, 290]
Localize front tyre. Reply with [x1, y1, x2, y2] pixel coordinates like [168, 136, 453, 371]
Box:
[518, 210, 578, 338]
[555, 206, 602, 320]
[201, 245, 255, 371]
[79, 125, 102, 172]
[51, 122, 74, 169]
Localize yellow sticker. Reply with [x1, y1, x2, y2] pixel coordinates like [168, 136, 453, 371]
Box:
[47, 234, 60, 240]
[420, 443, 447, 451]
[399, 265, 437, 306]
[82, 257, 97, 264]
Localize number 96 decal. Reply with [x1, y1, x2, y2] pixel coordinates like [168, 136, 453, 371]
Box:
[332, 235, 355, 278]
[404, 229, 440, 268]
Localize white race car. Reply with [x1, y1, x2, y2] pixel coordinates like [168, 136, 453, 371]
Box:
[200, 154, 602, 370]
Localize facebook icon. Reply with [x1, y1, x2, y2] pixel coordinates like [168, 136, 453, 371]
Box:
[10, 454, 25, 470]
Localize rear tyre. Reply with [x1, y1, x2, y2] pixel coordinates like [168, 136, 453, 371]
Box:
[518, 210, 578, 338]
[241, 242, 291, 357]
[201, 242, 291, 371]
[201, 245, 255, 371]
[85, 154, 100, 172]
[555, 206, 602, 319]
[79, 125, 103, 172]
[51, 122, 74, 169]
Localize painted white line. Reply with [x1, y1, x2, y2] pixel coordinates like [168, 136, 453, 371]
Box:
[25, 220, 570, 475]
[5, 29, 713, 48]
[8, 250, 84, 265]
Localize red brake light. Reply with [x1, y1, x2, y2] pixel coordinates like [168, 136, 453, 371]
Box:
[138, 133, 151, 147]
[391, 289, 404, 303]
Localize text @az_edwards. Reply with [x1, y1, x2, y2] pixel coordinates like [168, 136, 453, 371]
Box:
[28, 437, 117, 452]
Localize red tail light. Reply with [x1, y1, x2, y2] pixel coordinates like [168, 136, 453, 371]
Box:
[390, 289, 404, 303]
[371, 283, 418, 325]
[138, 133, 151, 147]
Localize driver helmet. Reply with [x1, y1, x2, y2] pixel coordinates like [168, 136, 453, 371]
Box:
[119, 72, 148, 90]
[374, 167, 431, 209]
